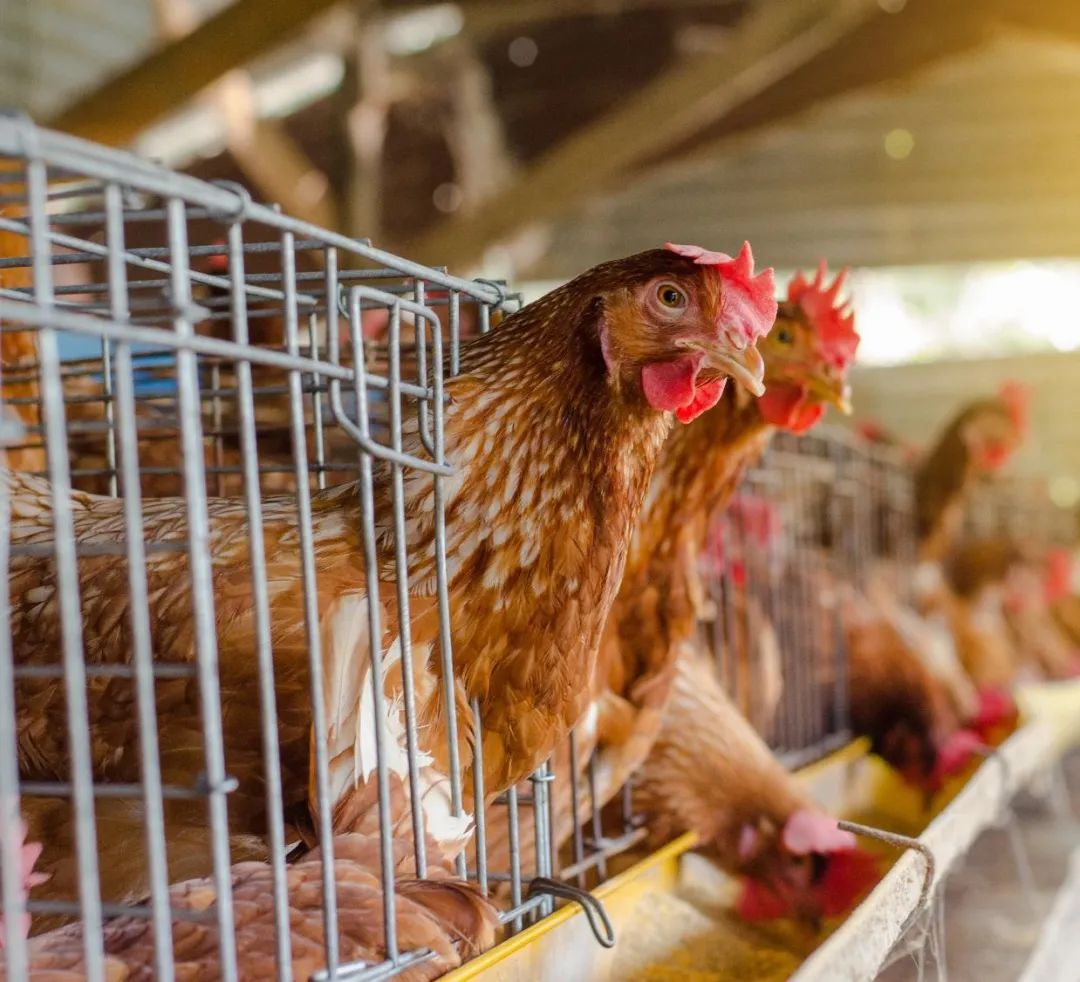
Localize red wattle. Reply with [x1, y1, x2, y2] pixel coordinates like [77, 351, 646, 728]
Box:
[676, 378, 726, 423]
[757, 382, 825, 433]
[816, 848, 880, 917]
[640, 354, 703, 414]
[641, 355, 725, 423]
[789, 402, 826, 434]
[736, 879, 789, 921]
[757, 382, 806, 427]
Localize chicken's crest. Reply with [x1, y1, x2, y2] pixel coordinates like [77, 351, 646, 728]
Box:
[998, 380, 1029, 438]
[781, 808, 854, 855]
[786, 261, 859, 372]
[664, 241, 777, 347]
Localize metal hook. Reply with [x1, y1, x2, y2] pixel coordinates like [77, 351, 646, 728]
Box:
[526, 877, 616, 949]
[838, 820, 937, 939]
[208, 179, 253, 223]
[471, 277, 508, 307]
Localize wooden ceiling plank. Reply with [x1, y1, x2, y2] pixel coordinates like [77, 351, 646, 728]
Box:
[653, 0, 1004, 167]
[994, 1, 1080, 45]
[403, 0, 882, 269]
[48, 0, 360, 147]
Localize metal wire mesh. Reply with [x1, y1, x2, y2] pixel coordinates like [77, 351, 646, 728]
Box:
[0, 114, 947, 981]
[964, 475, 1078, 549]
[0, 115, 622, 981]
[702, 426, 918, 767]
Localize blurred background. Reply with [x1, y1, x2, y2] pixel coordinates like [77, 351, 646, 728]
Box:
[2, 0, 1078, 488]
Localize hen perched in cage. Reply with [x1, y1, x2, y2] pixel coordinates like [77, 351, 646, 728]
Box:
[0, 115, 785, 980]
[483, 265, 863, 901]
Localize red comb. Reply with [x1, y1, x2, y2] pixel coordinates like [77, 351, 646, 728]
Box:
[1045, 547, 1074, 605]
[665, 241, 777, 345]
[971, 687, 1018, 743]
[998, 381, 1029, 436]
[933, 729, 985, 785]
[782, 809, 856, 856]
[787, 261, 860, 371]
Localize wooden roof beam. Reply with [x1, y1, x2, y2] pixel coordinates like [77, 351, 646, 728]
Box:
[647, 0, 1006, 168]
[401, 0, 882, 271]
[994, 0, 1080, 45]
[49, 0, 363, 147]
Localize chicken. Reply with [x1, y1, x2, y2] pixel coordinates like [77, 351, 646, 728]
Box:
[4, 833, 497, 980]
[5, 242, 774, 911]
[843, 589, 982, 794]
[915, 382, 1027, 564]
[946, 537, 1078, 686]
[630, 651, 878, 926]
[862, 387, 1029, 752]
[583, 263, 856, 812]
[484, 263, 855, 869]
[863, 562, 979, 724]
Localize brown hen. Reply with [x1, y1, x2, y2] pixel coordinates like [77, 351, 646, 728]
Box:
[630, 650, 878, 927]
[486, 264, 857, 866]
[6, 243, 773, 911]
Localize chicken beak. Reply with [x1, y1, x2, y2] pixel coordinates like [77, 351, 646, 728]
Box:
[806, 375, 852, 415]
[709, 345, 766, 397]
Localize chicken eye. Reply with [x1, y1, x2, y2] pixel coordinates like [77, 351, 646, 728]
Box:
[657, 284, 686, 309]
[776, 328, 794, 344]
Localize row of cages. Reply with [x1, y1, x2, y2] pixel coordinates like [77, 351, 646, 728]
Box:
[0, 117, 1056, 980]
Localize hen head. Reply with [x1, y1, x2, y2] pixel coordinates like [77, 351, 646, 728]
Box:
[962, 381, 1028, 472]
[594, 242, 775, 423]
[884, 722, 984, 796]
[734, 808, 879, 927]
[756, 262, 860, 434]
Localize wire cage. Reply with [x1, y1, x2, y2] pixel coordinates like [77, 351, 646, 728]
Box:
[964, 475, 1078, 549]
[0, 114, 954, 982]
[701, 427, 921, 767]
[703, 429, 848, 765]
[0, 115, 662, 981]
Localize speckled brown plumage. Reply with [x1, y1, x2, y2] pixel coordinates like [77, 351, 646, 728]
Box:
[915, 397, 1021, 561]
[631, 649, 806, 865]
[7, 833, 497, 981]
[6, 247, 763, 915]
[844, 597, 960, 784]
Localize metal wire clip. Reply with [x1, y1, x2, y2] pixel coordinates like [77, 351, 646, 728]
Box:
[526, 877, 616, 948]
